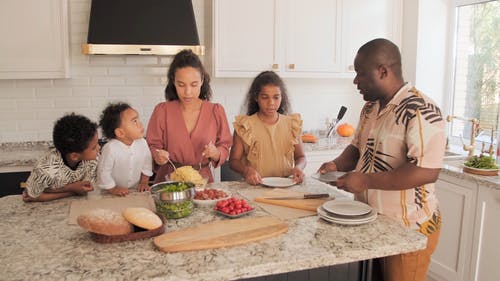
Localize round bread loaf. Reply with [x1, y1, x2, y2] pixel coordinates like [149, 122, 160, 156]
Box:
[122, 207, 163, 230]
[77, 208, 133, 236]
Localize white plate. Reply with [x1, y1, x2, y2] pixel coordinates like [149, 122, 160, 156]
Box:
[322, 200, 372, 216]
[311, 171, 346, 183]
[317, 206, 377, 225]
[261, 177, 296, 188]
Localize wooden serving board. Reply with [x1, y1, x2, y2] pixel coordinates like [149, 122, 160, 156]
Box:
[153, 216, 288, 253]
[254, 197, 331, 212]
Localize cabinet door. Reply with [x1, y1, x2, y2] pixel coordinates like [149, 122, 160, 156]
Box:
[428, 177, 477, 281]
[340, 0, 402, 73]
[281, 0, 341, 77]
[213, 0, 278, 77]
[469, 187, 500, 281]
[0, 0, 69, 79]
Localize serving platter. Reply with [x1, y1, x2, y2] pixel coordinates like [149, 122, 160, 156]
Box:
[193, 188, 231, 207]
[462, 165, 499, 176]
[261, 177, 296, 188]
[214, 208, 255, 219]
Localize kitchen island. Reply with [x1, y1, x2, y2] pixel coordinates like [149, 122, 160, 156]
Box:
[0, 180, 426, 281]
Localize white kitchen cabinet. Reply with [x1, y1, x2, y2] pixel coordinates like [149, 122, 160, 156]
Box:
[214, 0, 340, 78]
[213, 0, 402, 78]
[340, 0, 402, 73]
[304, 150, 339, 177]
[427, 174, 478, 281]
[468, 186, 500, 281]
[0, 0, 69, 79]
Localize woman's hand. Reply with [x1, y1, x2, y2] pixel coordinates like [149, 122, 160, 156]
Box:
[202, 141, 220, 162]
[243, 166, 262, 186]
[154, 149, 170, 165]
[291, 167, 305, 183]
[137, 182, 150, 192]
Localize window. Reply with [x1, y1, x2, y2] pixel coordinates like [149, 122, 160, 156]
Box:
[448, 0, 499, 154]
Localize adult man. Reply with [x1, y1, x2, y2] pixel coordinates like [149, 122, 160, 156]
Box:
[319, 38, 445, 281]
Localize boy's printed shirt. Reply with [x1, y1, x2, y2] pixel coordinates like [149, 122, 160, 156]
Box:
[25, 148, 97, 198]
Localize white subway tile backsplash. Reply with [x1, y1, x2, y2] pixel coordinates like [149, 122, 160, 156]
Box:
[0, 100, 17, 110]
[18, 120, 53, 131]
[125, 56, 160, 66]
[0, 88, 35, 99]
[14, 80, 53, 88]
[158, 57, 173, 65]
[55, 97, 91, 108]
[16, 99, 54, 110]
[1, 131, 38, 143]
[0, 111, 36, 121]
[126, 77, 162, 86]
[70, 1, 91, 13]
[108, 87, 142, 97]
[73, 87, 108, 97]
[89, 56, 126, 65]
[143, 67, 168, 76]
[53, 77, 90, 87]
[0, 80, 15, 88]
[0, 121, 17, 131]
[71, 66, 107, 76]
[108, 67, 145, 75]
[143, 87, 164, 97]
[90, 77, 126, 86]
[36, 88, 73, 97]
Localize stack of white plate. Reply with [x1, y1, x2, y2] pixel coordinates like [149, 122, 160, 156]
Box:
[317, 200, 377, 225]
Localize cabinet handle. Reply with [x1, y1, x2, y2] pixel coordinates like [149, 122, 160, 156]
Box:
[272, 63, 279, 70]
[289, 64, 295, 70]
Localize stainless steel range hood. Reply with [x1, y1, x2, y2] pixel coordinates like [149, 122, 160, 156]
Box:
[81, 0, 204, 56]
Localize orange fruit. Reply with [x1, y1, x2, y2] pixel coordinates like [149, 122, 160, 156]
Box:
[336, 123, 355, 137]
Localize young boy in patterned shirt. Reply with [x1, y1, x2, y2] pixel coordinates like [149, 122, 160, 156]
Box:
[96, 102, 152, 196]
[23, 114, 100, 202]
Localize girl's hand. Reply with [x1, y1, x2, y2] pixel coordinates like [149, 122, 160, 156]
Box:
[243, 166, 262, 186]
[291, 167, 305, 183]
[68, 181, 94, 195]
[154, 149, 170, 165]
[202, 141, 220, 162]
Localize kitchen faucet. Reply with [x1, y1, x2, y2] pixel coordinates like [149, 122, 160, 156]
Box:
[446, 115, 480, 158]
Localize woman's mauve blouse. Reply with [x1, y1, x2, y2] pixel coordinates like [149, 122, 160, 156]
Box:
[146, 100, 232, 183]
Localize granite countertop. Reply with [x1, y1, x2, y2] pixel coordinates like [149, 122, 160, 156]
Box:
[1, 141, 499, 190]
[0, 180, 426, 281]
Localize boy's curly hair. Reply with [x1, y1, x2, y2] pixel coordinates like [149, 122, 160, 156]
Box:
[53, 113, 98, 157]
[99, 102, 132, 139]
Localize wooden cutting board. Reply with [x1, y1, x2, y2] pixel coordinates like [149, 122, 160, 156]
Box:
[253, 196, 331, 212]
[153, 216, 288, 253]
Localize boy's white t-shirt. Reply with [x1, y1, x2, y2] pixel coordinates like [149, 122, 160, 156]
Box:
[96, 138, 153, 189]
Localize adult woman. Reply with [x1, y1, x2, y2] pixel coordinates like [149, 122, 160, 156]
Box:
[146, 50, 232, 183]
[229, 71, 306, 185]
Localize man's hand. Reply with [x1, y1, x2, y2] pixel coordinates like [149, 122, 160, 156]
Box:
[335, 171, 370, 193]
[318, 161, 337, 174]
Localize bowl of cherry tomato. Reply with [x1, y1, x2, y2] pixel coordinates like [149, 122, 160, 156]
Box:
[213, 197, 255, 218]
[192, 188, 230, 207]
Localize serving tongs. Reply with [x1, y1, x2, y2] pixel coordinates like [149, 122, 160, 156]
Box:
[327, 106, 347, 138]
[262, 193, 331, 200]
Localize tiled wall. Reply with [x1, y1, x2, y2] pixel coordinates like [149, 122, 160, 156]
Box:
[0, 0, 362, 143]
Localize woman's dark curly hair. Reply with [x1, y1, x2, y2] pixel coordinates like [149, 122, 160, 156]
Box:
[99, 102, 132, 140]
[244, 71, 290, 115]
[53, 113, 98, 157]
[165, 49, 212, 101]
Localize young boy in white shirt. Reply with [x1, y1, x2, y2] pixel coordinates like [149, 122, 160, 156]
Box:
[97, 102, 153, 196]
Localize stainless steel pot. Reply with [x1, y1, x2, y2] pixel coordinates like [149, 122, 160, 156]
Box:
[151, 181, 195, 202]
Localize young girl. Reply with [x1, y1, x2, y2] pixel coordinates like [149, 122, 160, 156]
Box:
[229, 71, 306, 185]
[146, 49, 232, 183]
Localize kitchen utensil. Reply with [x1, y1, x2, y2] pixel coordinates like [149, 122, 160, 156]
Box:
[254, 196, 333, 212]
[153, 216, 288, 253]
[327, 106, 348, 137]
[261, 177, 296, 187]
[322, 200, 372, 216]
[168, 158, 177, 171]
[150, 181, 195, 202]
[262, 193, 330, 200]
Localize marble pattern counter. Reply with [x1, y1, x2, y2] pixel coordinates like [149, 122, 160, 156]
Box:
[0, 180, 426, 281]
